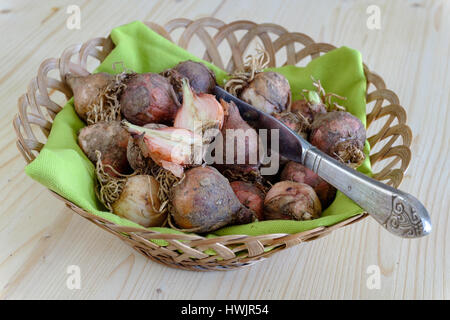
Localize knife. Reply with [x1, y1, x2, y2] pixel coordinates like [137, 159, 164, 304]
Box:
[214, 86, 431, 238]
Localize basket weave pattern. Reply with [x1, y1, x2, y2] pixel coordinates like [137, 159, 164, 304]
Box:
[13, 18, 412, 271]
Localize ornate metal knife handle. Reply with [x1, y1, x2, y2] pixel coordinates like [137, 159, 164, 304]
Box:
[301, 145, 431, 238]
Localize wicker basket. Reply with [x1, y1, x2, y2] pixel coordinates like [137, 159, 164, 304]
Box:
[13, 18, 412, 271]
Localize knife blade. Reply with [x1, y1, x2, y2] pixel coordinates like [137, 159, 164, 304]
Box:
[214, 86, 307, 163]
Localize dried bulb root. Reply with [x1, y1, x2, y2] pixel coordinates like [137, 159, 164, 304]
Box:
[224, 46, 270, 96]
[66, 72, 132, 124]
[273, 110, 310, 139]
[95, 151, 168, 227]
[310, 111, 366, 168]
[66, 72, 112, 121]
[305, 77, 347, 112]
[240, 71, 291, 114]
[86, 72, 132, 125]
[333, 141, 366, 168]
[94, 150, 134, 211]
[150, 165, 183, 223]
[225, 47, 291, 114]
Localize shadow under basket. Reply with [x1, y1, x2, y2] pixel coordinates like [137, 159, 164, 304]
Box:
[13, 18, 412, 271]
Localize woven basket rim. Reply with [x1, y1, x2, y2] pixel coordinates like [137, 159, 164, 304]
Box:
[13, 18, 412, 271]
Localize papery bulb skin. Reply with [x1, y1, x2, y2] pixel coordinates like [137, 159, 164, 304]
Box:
[239, 72, 291, 114]
[264, 181, 322, 221]
[170, 166, 256, 232]
[120, 73, 179, 126]
[174, 79, 224, 135]
[66, 73, 116, 121]
[164, 60, 216, 101]
[280, 161, 336, 209]
[309, 111, 366, 168]
[78, 121, 131, 176]
[112, 175, 166, 227]
[123, 121, 202, 177]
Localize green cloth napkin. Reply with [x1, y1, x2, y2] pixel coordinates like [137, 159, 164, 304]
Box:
[25, 21, 371, 238]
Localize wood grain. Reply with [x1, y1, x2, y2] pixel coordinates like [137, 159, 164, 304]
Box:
[0, 0, 448, 299]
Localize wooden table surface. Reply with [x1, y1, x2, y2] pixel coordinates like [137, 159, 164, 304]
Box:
[0, 0, 448, 300]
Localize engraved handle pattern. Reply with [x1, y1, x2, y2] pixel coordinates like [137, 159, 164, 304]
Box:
[384, 194, 429, 238]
